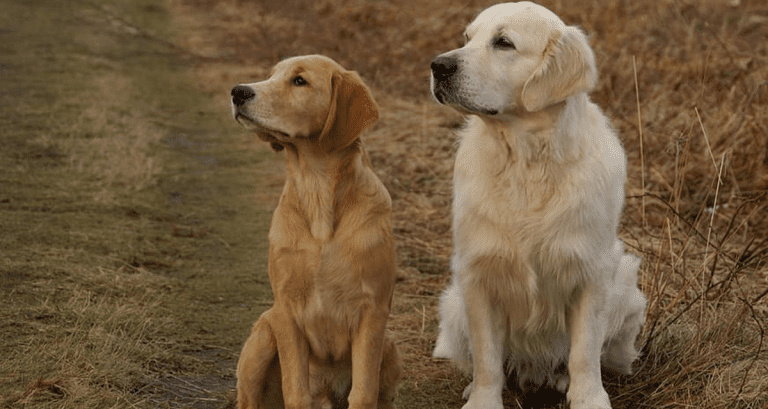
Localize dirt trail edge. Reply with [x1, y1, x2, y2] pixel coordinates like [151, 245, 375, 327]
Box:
[1, 0, 277, 407]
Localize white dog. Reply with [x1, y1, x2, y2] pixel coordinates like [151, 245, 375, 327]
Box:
[430, 3, 647, 409]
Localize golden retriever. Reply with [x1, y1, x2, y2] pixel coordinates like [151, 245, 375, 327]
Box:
[429, 3, 647, 409]
[230, 55, 401, 409]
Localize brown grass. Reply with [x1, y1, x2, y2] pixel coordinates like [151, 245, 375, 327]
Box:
[170, 0, 768, 407]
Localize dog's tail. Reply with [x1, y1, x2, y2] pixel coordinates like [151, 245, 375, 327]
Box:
[602, 240, 646, 375]
[614, 240, 641, 287]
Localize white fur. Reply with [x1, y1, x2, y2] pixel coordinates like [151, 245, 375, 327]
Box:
[430, 3, 647, 409]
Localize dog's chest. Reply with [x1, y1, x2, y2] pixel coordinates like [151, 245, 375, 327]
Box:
[270, 179, 390, 361]
[269, 220, 375, 359]
[454, 135, 558, 221]
[293, 170, 335, 241]
[452, 123, 618, 280]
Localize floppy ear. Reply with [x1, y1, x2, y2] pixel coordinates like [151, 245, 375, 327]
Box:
[520, 26, 597, 112]
[318, 69, 379, 152]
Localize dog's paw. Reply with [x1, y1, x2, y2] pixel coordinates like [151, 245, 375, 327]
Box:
[569, 399, 611, 409]
[554, 372, 570, 393]
[462, 386, 503, 409]
[567, 385, 611, 409]
[461, 381, 473, 400]
[431, 332, 453, 359]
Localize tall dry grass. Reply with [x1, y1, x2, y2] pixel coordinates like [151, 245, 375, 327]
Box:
[171, 0, 768, 407]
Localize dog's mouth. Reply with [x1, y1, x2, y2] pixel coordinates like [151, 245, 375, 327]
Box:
[234, 113, 289, 151]
[460, 104, 499, 116]
[432, 88, 499, 116]
[432, 86, 454, 107]
[430, 75, 454, 105]
[431, 77, 499, 116]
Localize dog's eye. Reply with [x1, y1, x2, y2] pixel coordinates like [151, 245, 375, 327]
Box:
[493, 37, 516, 50]
[292, 76, 308, 86]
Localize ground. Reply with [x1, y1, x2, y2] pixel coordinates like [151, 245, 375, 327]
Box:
[1, 0, 767, 408]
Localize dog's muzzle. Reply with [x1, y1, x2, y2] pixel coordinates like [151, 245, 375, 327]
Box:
[430, 55, 459, 104]
[230, 85, 257, 124]
[231, 85, 256, 107]
[430, 54, 499, 116]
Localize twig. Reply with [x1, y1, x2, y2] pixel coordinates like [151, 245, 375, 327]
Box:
[633, 56, 646, 230]
[735, 297, 764, 401]
[695, 107, 720, 180]
[753, 286, 768, 305]
[421, 305, 426, 337]
[703, 152, 727, 288]
[636, 192, 735, 264]
[209, 232, 232, 248]
[657, 253, 750, 340]
[122, 396, 146, 409]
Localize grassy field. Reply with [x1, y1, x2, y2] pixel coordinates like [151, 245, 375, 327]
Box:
[1, 0, 275, 407]
[2, 0, 767, 408]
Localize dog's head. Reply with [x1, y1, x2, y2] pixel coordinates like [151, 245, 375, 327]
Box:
[231, 55, 379, 153]
[430, 1, 597, 116]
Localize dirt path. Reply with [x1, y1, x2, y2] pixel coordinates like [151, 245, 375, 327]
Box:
[1, 1, 277, 407]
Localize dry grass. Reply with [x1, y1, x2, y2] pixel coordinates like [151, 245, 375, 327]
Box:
[170, 0, 768, 407]
[2, 265, 180, 407]
[3, 0, 761, 407]
[0, 2, 190, 406]
[1, 1, 274, 407]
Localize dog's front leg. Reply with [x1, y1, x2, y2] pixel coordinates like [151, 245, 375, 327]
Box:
[567, 283, 611, 409]
[462, 282, 505, 409]
[271, 309, 312, 409]
[348, 307, 388, 409]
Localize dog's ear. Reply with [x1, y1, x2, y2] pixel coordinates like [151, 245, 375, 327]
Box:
[520, 26, 597, 112]
[318, 69, 379, 152]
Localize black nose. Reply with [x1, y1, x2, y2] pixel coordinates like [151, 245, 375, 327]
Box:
[431, 56, 458, 80]
[231, 85, 255, 107]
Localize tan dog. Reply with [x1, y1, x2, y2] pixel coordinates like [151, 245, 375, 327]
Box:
[430, 3, 646, 409]
[230, 55, 401, 409]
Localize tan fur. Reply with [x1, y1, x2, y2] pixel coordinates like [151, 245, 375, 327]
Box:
[231, 55, 401, 409]
[430, 3, 647, 409]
